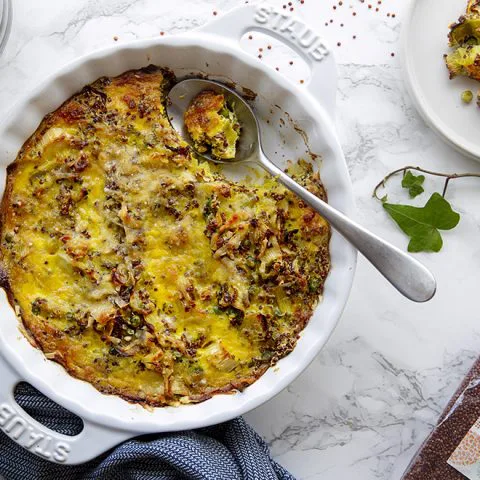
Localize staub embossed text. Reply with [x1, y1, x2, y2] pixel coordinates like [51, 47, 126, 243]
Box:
[254, 5, 329, 61]
[0, 403, 71, 462]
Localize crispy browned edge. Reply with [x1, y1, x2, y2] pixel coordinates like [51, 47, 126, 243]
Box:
[0, 65, 330, 408]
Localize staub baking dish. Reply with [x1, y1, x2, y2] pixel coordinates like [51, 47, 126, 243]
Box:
[0, 4, 356, 464]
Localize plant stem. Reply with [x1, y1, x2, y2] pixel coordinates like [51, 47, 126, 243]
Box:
[372, 165, 480, 201]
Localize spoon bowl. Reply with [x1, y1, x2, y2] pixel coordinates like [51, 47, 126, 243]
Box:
[167, 78, 437, 303]
[167, 78, 259, 165]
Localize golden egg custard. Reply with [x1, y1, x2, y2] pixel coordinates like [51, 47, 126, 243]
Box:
[0, 66, 330, 406]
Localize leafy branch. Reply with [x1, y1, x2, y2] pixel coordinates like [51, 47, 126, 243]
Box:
[373, 165, 480, 201]
[373, 166, 480, 252]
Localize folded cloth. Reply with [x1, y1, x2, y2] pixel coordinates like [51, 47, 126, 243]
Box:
[0, 383, 295, 480]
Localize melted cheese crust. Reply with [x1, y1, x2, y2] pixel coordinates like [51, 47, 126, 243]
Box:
[0, 67, 330, 406]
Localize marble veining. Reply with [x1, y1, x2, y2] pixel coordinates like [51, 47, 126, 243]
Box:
[1, 0, 480, 478]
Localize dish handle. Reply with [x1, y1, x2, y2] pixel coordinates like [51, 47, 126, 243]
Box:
[193, 3, 337, 119]
[0, 358, 133, 465]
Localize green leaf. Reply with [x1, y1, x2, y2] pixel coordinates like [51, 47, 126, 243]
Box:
[383, 192, 460, 252]
[401, 171, 425, 198]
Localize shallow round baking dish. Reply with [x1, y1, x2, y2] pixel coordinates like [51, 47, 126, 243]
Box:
[0, 4, 356, 464]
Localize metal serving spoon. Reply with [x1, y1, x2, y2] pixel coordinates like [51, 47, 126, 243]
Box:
[167, 79, 436, 303]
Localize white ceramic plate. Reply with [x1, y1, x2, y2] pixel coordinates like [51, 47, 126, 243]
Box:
[403, 0, 480, 160]
[0, 3, 356, 465]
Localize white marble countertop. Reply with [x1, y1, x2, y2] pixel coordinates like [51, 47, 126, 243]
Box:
[1, 0, 480, 479]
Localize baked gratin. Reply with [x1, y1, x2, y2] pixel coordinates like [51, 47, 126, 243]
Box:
[445, 0, 480, 81]
[0, 66, 330, 407]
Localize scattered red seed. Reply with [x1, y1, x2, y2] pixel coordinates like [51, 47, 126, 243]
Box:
[322, 0, 397, 48]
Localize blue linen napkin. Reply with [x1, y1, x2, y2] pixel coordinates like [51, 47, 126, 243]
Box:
[0, 383, 295, 480]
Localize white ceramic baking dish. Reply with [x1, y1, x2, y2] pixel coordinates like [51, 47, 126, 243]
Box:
[0, 4, 356, 464]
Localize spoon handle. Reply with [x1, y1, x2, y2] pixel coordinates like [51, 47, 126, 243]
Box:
[257, 152, 436, 303]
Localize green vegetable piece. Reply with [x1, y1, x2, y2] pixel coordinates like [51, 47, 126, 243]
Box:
[461, 90, 474, 103]
[401, 171, 425, 198]
[383, 192, 460, 252]
[129, 314, 142, 328]
[308, 278, 321, 293]
[449, 17, 480, 47]
[203, 196, 213, 219]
